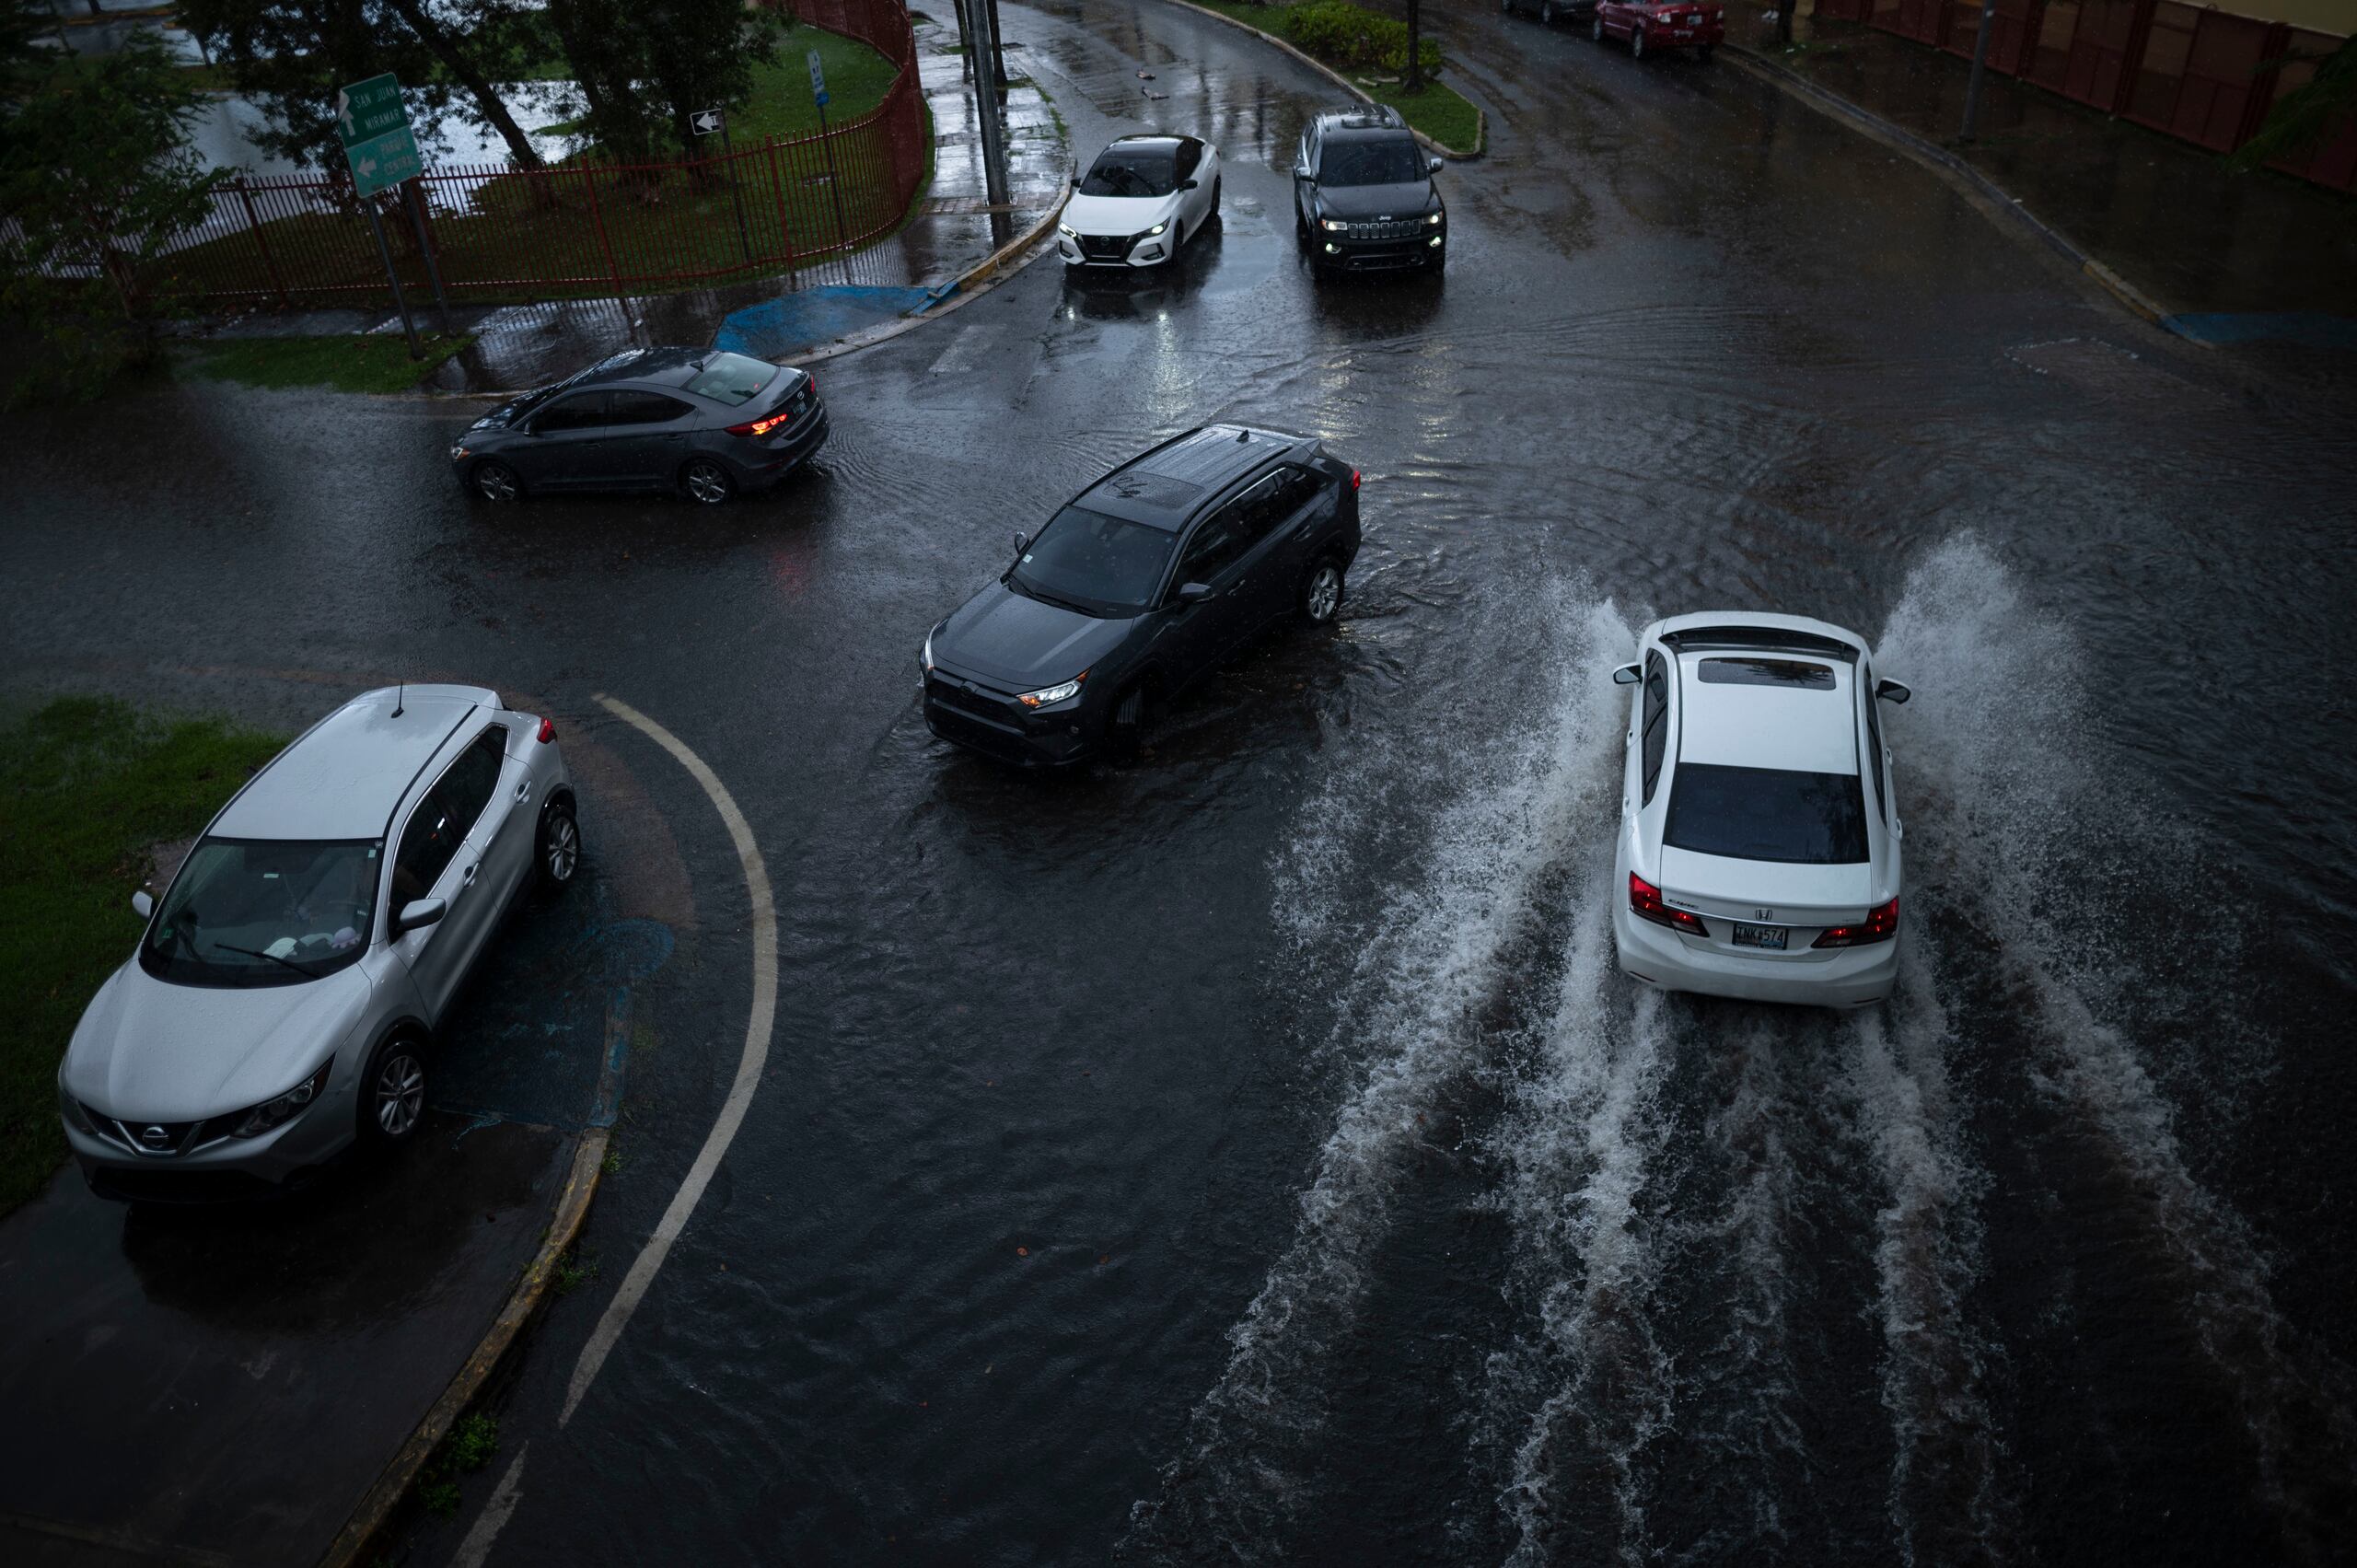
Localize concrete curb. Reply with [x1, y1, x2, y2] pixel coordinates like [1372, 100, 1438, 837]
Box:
[317, 993, 630, 1568]
[1720, 42, 2190, 341]
[1158, 0, 1488, 160]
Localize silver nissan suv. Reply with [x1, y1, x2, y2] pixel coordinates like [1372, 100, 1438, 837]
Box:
[57, 684, 580, 1202]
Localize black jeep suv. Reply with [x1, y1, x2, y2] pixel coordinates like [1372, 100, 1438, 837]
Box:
[1293, 105, 1447, 275]
[920, 425, 1363, 766]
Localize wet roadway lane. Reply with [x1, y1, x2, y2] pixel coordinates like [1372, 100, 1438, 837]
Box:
[5, 1, 2356, 1564]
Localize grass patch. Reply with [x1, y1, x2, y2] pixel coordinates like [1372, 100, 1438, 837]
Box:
[553, 1245, 600, 1295]
[0, 698, 283, 1217]
[416, 1411, 501, 1516]
[184, 332, 475, 394]
[1169, 0, 1484, 153]
[540, 29, 899, 154]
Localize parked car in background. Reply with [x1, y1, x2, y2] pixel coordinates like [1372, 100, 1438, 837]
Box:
[1503, 0, 1599, 26]
[452, 347, 827, 505]
[921, 424, 1362, 766]
[1609, 613, 1910, 1007]
[1293, 106, 1448, 275]
[1593, 0, 1724, 59]
[58, 685, 579, 1201]
[1059, 134, 1224, 269]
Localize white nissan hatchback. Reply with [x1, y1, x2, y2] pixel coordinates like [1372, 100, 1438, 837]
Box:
[1609, 613, 1910, 1007]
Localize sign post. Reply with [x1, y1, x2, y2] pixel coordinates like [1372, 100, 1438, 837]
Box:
[809, 49, 853, 259]
[691, 105, 753, 263]
[336, 75, 427, 356]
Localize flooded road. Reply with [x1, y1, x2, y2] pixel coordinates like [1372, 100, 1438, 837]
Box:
[4, 0, 2354, 1563]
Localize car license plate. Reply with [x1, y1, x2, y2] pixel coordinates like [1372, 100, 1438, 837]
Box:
[1732, 923, 1787, 951]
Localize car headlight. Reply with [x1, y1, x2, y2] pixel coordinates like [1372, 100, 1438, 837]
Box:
[1321, 218, 1349, 232]
[231, 1061, 333, 1139]
[922, 629, 936, 673]
[1427, 211, 1444, 226]
[1016, 672, 1086, 709]
[450, 445, 470, 461]
[1058, 222, 1078, 238]
[1145, 221, 1167, 238]
[57, 1074, 94, 1135]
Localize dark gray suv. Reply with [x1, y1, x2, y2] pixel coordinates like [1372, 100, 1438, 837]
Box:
[921, 425, 1363, 766]
[1294, 105, 1447, 275]
[451, 347, 828, 505]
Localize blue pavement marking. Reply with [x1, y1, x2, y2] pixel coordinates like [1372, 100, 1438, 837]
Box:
[2164, 312, 2357, 350]
[714, 284, 943, 358]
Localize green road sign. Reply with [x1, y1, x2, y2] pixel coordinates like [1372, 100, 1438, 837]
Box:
[347, 127, 424, 197]
[335, 74, 408, 149]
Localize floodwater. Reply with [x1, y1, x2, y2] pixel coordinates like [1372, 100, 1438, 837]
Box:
[3, 0, 2353, 1564]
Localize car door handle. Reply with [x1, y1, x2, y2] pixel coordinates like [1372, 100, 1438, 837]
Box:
[514, 779, 532, 802]
[461, 863, 479, 888]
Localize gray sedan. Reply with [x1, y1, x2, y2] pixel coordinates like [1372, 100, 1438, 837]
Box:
[58, 684, 578, 1202]
[451, 346, 829, 505]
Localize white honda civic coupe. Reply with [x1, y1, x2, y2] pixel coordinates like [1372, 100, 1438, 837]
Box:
[1609, 612, 1910, 1007]
[1058, 134, 1222, 270]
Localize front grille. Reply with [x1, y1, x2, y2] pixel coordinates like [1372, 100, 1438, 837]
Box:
[1347, 218, 1427, 241]
[927, 675, 1018, 723]
[89, 1111, 210, 1156]
[1079, 234, 1131, 261]
[925, 703, 1038, 764]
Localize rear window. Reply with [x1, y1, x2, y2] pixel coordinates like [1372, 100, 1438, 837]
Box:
[683, 353, 776, 406]
[1663, 763, 1869, 865]
[1696, 657, 1834, 691]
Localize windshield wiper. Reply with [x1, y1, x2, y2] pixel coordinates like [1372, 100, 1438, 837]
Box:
[1006, 575, 1099, 617]
[208, 942, 328, 980]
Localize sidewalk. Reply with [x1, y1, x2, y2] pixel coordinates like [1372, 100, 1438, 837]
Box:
[1737, 12, 2357, 344]
[183, 17, 1070, 394]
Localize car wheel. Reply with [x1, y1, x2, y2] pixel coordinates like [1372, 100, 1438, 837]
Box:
[1631, 23, 1645, 56]
[1211, 174, 1222, 215]
[359, 1033, 428, 1148]
[1300, 557, 1345, 625]
[538, 801, 580, 891]
[680, 457, 734, 505]
[471, 459, 522, 504]
[1109, 681, 1152, 757]
[1592, 13, 1606, 41]
[1295, 205, 1310, 249]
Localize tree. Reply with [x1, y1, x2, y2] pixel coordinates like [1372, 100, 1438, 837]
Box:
[2233, 36, 2356, 172]
[544, 0, 779, 162]
[177, 0, 551, 170]
[0, 30, 226, 394]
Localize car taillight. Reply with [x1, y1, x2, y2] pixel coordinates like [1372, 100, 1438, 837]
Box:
[1630, 873, 1708, 937]
[537, 717, 556, 744]
[1350, 469, 1361, 491]
[726, 410, 792, 437]
[1814, 898, 1898, 948]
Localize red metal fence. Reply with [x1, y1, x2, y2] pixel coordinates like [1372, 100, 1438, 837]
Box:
[130, 0, 928, 308]
[1819, 0, 2354, 191]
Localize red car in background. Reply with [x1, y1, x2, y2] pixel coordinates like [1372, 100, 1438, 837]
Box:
[1592, 0, 1724, 60]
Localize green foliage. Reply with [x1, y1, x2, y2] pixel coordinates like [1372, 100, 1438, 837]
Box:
[185, 331, 476, 394]
[545, 0, 784, 161]
[444, 1413, 500, 1472]
[2233, 36, 2357, 173]
[1283, 1, 1443, 80]
[0, 698, 284, 1217]
[0, 32, 222, 399]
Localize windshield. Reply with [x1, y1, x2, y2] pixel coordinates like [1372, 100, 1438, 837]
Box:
[1012, 505, 1176, 616]
[138, 838, 381, 988]
[684, 352, 777, 406]
[1081, 148, 1178, 199]
[1320, 136, 1425, 188]
[1663, 764, 1869, 865]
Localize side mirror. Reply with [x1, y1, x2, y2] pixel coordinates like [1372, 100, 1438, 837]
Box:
[1875, 679, 1912, 705]
[1429, 156, 1445, 174]
[1171, 582, 1213, 609]
[1012, 529, 1028, 557]
[132, 889, 154, 920]
[1611, 663, 1642, 687]
[1179, 178, 1199, 190]
[394, 898, 447, 935]
[1293, 162, 1311, 180]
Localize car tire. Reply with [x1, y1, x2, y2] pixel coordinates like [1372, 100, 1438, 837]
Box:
[1631, 24, 1645, 56]
[1109, 681, 1152, 758]
[1211, 174, 1222, 215]
[358, 1032, 429, 1150]
[1166, 219, 1185, 268]
[1300, 556, 1345, 625]
[538, 801, 580, 892]
[1592, 13, 1606, 41]
[471, 459, 522, 504]
[1295, 206, 1310, 250]
[680, 457, 735, 505]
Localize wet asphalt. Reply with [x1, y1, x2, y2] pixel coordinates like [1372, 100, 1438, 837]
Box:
[4, 1, 2355, 1564]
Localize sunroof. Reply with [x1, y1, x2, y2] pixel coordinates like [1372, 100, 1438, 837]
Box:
[1696, 657, 1835, 691]
[1093, 471, 1202, 511]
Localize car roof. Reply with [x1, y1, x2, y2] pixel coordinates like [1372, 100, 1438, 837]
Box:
[1103, 134, 1184, 152]
[210, 686, 494, 842]
[1082, 424, 1311, 530]
[563, 346, 716, 392]
[1315, 105, 1409, 137]
[1675, 650, 1859, 775]
[1648, 610, 1868, 658]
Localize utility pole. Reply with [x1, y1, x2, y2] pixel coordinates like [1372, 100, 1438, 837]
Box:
[1959, 0, 1998, 142]
[962, 0, 1010, 208]
[986, 0, 1010, 91]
